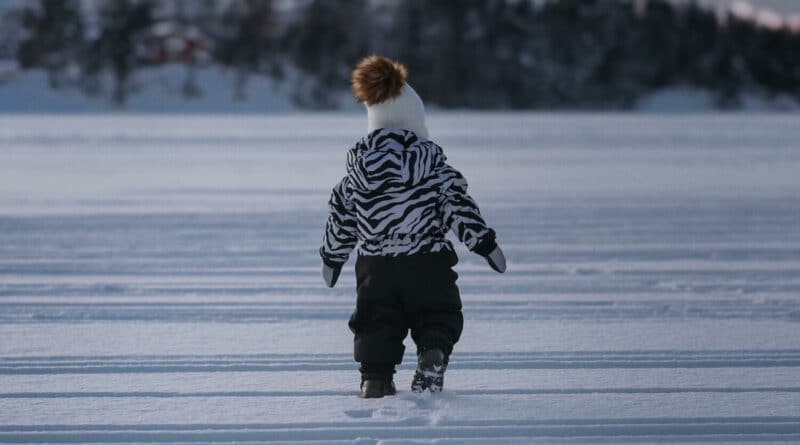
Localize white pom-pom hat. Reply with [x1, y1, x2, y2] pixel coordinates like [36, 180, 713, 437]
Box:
[366, 83, 429, 140]
[352, 55, 430, 140]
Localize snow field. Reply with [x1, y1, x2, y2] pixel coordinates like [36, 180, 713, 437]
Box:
[1, 113, 799, 443]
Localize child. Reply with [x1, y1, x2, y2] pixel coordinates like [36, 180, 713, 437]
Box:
[319, 55, 505, 398]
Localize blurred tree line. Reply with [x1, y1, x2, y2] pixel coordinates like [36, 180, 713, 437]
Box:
[6, 0, 800, 109]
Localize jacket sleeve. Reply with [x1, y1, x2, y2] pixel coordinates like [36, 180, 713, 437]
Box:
[319, 177, 359, 266]
[439, 163, 497, 254]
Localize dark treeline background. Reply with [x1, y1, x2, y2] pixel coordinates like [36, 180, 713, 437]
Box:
[4, 0, 799, 109]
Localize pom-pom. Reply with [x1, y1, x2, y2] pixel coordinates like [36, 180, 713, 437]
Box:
[351, 55, 408, 106]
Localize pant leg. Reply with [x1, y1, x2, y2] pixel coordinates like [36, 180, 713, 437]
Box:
[401, 250, 464, 356]
[411, 311, 463, 357]
[348, 254, 408, 367]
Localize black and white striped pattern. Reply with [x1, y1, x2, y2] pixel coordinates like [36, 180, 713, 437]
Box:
[320, 129, 495, 264]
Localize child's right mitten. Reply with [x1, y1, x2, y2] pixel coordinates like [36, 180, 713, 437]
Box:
[474, 238, 507, 273]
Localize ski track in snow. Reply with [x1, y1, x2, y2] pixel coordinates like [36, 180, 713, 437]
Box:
[1, 114, 800, 443]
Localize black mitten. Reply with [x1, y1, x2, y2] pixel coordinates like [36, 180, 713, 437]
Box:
[321, 259, 342, 288]
[474, 237, 507, 273]
[319, 247, 345, 288]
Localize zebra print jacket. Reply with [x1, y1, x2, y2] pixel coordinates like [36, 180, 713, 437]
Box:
[319, 128, 496, 266]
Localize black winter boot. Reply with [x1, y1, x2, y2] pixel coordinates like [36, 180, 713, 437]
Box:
[411, 349, 447, 393]
[360, 378, 397, 398]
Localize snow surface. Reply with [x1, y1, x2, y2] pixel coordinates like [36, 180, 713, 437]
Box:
[1, 113, 800, 443]
[2, 67, 799, 113]
[637, 86, 800, 113]
[0, 66, 362, 113]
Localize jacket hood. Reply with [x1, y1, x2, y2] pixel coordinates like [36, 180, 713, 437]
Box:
[346, 128, 445, 192]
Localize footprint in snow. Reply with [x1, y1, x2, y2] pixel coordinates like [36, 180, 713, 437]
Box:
[344, 409, 374, 418]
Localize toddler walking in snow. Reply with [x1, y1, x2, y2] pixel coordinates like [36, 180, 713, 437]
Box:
[319, 55, 506, 398]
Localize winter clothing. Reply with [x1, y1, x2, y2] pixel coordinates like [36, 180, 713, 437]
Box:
[411, 348, 447, 393]
[367, 84, 429, 140]
[319, 126, 501, 386]
[360, 378, 397, 398]
[359, 362, 396, 381]
[348, 249, 463, 367]
[320, 128, 496, 265]
[322, 57, 502, 389]
[321, 261, 341, 288]
[482, 244, 507, 273]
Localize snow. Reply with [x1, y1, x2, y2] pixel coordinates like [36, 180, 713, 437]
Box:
[637, 86, 800, 112]
[636, 86, 718, 112]
[731, 0, 756, 20]
[0, 60, 19, 81]
[0, 66, 362, 113]
[789, 14, 800, 32]
[755, 8, 784, 29]
[725, 0, 786, 30]
[1, 113, 800, 443]
[3, 67, 800, 113]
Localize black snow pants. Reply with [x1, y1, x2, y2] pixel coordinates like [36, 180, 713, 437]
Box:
[348, 249, 463, 378]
